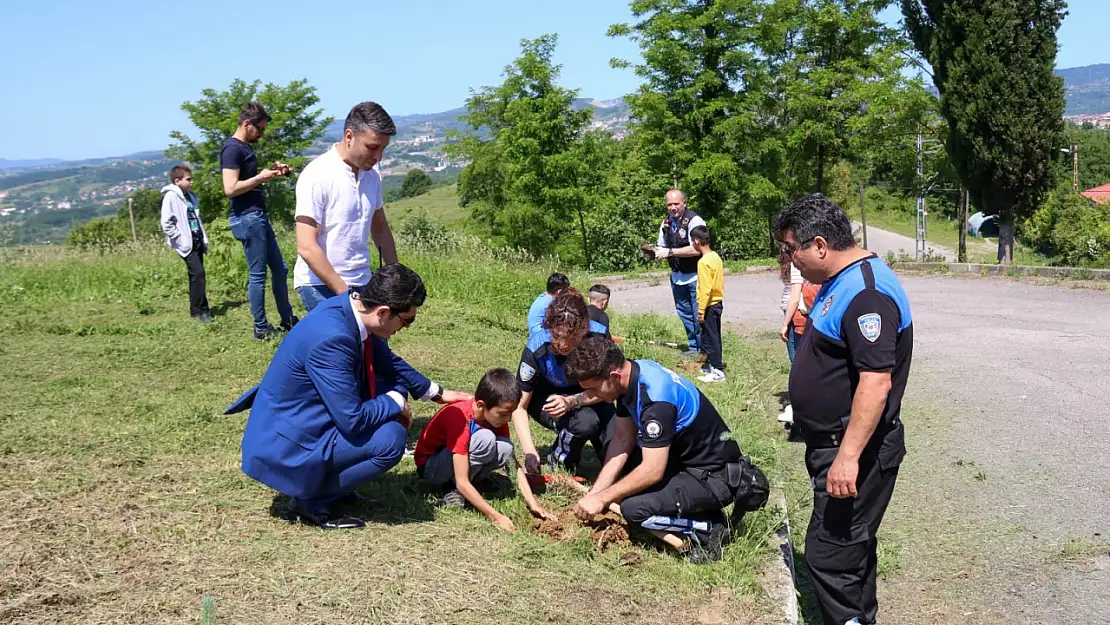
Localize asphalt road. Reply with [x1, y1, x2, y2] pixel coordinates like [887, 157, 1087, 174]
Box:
[612, 268, 1109, 624]
[853, 220, 956, 261]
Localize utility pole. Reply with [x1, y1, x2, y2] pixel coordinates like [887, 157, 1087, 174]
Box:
[958, 186, 968, 263]
[127, 197, 137, 243]
[914, 135, 926, 260]
[1072, 141, 1079, 193]
[859, 182, 868, 250]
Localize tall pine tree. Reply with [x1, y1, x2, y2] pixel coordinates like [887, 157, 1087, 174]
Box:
[902, 0, 1068, 263]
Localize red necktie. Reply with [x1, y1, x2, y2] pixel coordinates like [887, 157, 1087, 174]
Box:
[363, 338, 377, 398]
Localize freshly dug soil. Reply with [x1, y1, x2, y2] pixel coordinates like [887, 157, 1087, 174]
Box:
[531, 508, 631, 551]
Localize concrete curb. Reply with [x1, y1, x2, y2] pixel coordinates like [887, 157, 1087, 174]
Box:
[765, 488, 799, 625]
[893, 262, 1110, 281]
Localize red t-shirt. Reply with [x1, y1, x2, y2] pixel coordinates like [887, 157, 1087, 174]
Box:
[414, 401, 510, 468]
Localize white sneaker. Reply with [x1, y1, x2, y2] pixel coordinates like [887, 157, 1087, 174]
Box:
[698, 368, 726, 383]
[777, 404, 794, 425]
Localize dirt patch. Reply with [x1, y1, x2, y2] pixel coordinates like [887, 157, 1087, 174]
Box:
[531, 508, 631, 552]
[530, 475, 633, 552]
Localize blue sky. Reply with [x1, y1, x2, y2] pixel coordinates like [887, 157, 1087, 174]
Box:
[0, 0, 1105, 161]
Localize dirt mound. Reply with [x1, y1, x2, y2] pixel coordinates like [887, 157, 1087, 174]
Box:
[532, 514, 570, 541]
[531, 507, 631, 551]
[583, 511, 629, 550]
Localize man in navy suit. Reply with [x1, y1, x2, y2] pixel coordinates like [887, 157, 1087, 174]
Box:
[227, 264, 468, 529]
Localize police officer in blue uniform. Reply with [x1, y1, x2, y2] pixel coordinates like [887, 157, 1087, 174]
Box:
[526, 272, 570, 336]
[565, 336, 768, 563]
[513, 289, 615, 475]
[774, 195, 912, 625]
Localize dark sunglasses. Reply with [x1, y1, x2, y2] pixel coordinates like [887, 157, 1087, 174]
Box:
[393, 312, 416, 327]
[249, 121, 267, 135]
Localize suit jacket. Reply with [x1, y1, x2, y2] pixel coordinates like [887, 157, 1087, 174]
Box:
[226, 294, 431, 498]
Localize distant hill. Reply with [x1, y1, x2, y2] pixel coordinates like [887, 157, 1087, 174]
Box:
[322, 97, 630, 141]
[1057, 64, 1110, 115]
[0, 158, 64, 170]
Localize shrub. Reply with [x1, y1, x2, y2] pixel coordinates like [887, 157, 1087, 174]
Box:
[65, 216, 134, 251]
[1022, 185, 1110, 267]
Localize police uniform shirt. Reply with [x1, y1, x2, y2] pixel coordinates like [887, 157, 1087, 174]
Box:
[517, 321, 610, 395]
[618, 360, 741, 472]
[789, 256, 913, 452]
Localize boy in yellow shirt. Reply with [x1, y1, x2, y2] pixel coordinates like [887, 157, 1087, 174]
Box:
[691, 226, 725, 382]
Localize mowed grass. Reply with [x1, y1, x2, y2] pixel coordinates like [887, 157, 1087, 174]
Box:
[0, 238, 802, 624]
[385, 185, 469, 228]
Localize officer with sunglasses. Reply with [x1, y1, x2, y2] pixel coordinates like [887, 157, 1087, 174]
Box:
[774, 194, 913, 625]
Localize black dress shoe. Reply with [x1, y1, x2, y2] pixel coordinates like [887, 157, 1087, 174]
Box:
[280, 316, 300, 332]
[288, 499, 365, 529]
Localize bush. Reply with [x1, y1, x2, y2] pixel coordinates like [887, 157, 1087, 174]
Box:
[396, 210, 458, 254]
[65, 216, 135, 251]
[1021, 185, 1110, 267]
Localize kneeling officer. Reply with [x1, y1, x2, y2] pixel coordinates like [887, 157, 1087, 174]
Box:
[566, 336, 768, 563]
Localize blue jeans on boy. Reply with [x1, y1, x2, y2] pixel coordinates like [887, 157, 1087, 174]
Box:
[670, 275, 700, 352]
[228, 211, 294, 332]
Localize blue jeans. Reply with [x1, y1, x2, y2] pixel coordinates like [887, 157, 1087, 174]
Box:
[303, 421, 407, 513]
[786, 326, 798, 362]
[670, 277, 700, 352]
[298, 284, 337, 313]
[228, 212, 294, 332]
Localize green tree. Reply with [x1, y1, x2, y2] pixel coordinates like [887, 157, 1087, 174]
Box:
[113, 187, 164, 238]
[902, 0, 1068, 263]
[447, 35, 595, 260]
[782, 0, 933, 196]
[166, 79, 332, 226]
[400, 169, 433, 198]
[1055, 124, 1110, 192]
[609, 0, 784, 257]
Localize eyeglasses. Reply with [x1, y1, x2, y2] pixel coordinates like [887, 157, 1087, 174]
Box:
[249, 122, 267, 135]
[393, 312, 416, 327]
[781, 237, 816, 258]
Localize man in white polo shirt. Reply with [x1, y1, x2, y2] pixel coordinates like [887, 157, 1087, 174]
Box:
[294, 101, 400, 312]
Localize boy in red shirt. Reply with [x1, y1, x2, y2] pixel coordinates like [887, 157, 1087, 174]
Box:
[415, 368, 552, 531]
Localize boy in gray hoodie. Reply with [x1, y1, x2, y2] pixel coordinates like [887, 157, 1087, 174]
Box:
[160, 165, 211, 322]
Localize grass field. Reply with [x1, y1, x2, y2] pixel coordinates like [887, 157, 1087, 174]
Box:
[385, 185, 469, 228]
[0, 235, 806, 623]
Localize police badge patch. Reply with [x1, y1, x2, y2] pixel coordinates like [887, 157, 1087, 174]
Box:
[678, 228, 687, 239]
[519, 362, 536, 382]
[857, 313, 881, 342]
[821, 293, 835, 316]
[644, 420, 663, 440]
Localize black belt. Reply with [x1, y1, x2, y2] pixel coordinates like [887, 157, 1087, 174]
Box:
[804, 419, 901, 449]
[804, 432, 843, 449]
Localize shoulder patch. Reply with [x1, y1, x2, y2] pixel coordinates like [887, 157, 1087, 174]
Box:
[821, 293, 835, 316]
[857, 313, 881, 343]
[519, 362, 536, 382]
[643, 419, 663, 440]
